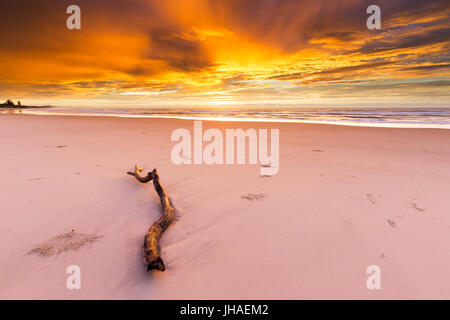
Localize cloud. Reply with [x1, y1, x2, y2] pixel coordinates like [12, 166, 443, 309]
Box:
[0, 0, 449, 105]
[270, 61, 393, 80]
[358, 27, 450, 54]
[144, 28, 215, 73]
[401, 64, 450, 71]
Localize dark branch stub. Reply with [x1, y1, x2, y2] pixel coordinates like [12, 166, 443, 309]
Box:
[127, 165, 176, 272]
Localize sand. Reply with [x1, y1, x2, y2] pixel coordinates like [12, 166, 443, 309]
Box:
[0, 113, 449, 299]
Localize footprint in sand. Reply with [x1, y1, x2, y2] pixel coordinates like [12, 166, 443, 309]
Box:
[410, 202, 425, 212]
[366, 193, 377, 204]
[387, 219, 397, 228]
[241, 193, 266, 201]
[29, 177, 46, 181]
[28, 230, 102, 257]
[42, 145, 67, 149]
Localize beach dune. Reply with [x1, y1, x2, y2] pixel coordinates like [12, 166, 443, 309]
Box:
[0, 114, 449, 299]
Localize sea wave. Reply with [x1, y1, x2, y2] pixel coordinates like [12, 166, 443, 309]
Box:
[5, 107, 450, 129]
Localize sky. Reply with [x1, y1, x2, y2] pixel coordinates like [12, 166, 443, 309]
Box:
[0, 0, 449, 108]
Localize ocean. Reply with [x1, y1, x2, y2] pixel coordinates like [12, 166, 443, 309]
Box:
[6, 107, 450, 129]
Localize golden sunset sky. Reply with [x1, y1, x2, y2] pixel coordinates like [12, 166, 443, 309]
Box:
[0, 0, 449, 107]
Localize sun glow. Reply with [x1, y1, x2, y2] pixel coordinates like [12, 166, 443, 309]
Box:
[0, 1, 448, 107]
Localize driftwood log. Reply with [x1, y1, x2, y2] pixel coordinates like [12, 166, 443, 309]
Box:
[127, 165, 175, 271]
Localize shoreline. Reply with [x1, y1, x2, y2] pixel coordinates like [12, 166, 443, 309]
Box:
[3, 112, 450, 132]
[5, 109, 450, 130]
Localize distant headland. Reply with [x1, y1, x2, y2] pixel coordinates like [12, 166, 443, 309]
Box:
[0, 99, 49, 109]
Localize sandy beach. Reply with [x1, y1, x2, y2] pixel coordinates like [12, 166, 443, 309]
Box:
[1, 113, 449, 299]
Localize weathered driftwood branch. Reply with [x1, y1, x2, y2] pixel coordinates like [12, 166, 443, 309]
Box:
[127, 165, 175, 271]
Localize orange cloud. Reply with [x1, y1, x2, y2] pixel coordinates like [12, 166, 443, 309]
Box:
[0, 0, 449, 106]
